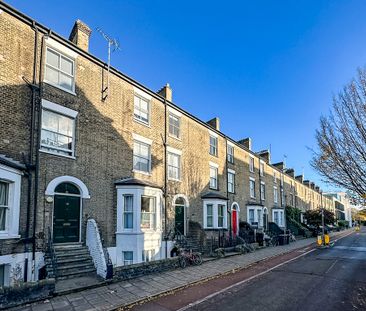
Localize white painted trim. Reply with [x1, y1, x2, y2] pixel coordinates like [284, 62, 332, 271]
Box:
[45, 38, 78, 59]
[261, 181, 265, 185]
[0, 163, 23, 176]
[45, 175, 90, 199]
[228, 168, 235, 174]
[167, 146, 182, 155]
[172, 194, 189, 235]
[231, 202, 240, 212]
[227, 141, 235, 147]
[208, 129, 218, 138]
[0, 166, 22, 238]
[209, 161, 219, 168]
[133, 86, 152, 100]
[249, 177, 255, 181]
[168, 106, 182, 117]
[132, 133, 153, 145]
[203, 200, 227, 229]
[42, 99, 78, 118]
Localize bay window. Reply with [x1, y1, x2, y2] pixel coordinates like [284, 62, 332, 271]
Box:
[141, 196, 156, 229]
[123, 195, 133, 229]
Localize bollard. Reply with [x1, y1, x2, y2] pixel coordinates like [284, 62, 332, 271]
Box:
[317, 235, 323, 246]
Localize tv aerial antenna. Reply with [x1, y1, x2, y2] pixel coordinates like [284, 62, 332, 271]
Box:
[96, 27, 121, 101]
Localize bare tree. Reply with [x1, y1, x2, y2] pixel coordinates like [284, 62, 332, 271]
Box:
[312, 68, 366, 198]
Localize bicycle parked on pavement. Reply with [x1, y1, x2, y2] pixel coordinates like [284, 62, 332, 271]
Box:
[178, 248, 203, 268]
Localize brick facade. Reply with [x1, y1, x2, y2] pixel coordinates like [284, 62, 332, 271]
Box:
[0, 2, 336, 284]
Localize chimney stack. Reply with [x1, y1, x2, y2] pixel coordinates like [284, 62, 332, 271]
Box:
[257, 150, 270, 163]
[238, 137, 252, 150]
[206, 117, 220, 131]
[69, 20, 91, 52]
[158, 83, 173, 102]
[273, 162, 285, 170]
[285, 168, 295, 178]
[295, 175, 304, 183]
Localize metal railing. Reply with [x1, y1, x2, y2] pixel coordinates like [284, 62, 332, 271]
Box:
[47, 226, 57, 279]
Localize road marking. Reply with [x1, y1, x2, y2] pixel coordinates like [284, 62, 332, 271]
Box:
[325, 259, 338, 274]
[177, 248, 316, 311]
[177, 231, 354, 311]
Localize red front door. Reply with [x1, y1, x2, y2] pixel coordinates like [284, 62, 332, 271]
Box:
[232, 210, 237, 237]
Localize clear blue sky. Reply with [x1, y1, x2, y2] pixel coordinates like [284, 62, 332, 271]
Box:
[6, 0, 366, 191]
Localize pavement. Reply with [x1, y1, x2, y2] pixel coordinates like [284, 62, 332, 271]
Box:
[10, 230, 352, 311]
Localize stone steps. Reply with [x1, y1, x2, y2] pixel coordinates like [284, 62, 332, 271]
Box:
[46, 243, 97, 280]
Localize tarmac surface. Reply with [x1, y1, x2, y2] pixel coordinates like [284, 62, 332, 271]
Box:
[157, 228, 365, 311]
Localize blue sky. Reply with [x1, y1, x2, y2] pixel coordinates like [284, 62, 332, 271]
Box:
[6, 0, 366, 190]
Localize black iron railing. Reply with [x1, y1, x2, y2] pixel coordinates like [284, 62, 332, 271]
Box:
[47, 226, 57, 279]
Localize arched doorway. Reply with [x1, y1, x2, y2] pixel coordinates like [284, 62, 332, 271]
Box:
[173, 196, 187, 235]
[53, 182, 81, 243]
[231, 203, 240, 237]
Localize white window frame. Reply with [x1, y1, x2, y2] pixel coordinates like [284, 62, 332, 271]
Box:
[44, 46, 76, 94]
[249, 156, 255, 173]
[228, 169, 235, 193]
[274, 186, 278, 204]
[0, 182, 10, 233]
[140, 196, 156, 230]
[249, 178, 256, 199]
[260, 160, 265, 177]
[123, 195, 134, 230]
[209, 135, 218, 156]
[167, 147, 182, 181]
[272, 209, 284, 227]
[123, 251, 134, 265]
[247, 206, 263, 227]
[273, 171, 277, 183]
[227, 143, 234, 163]
[168, 112, 181, 139]
[134, 94, 150, 125]
[40, 100, 78, 159]
[203, 200, 227, 229]
[209, 165, 218, 190]
[0, 165, 22, 239]
[217, 204, 225, 228]
[133, 135, 152, 174]
[260, 182, 266, 201]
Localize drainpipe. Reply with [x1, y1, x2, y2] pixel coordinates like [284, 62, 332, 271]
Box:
[23, 21, 39, 282]
[225, 140, 231, 239]
[163, 99, 168, 259]
[30, 31, 47, 280]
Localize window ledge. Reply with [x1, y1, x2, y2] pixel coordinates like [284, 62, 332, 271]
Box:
[133, 170, 152, 176]
[43, 80, 76, 96]
[0, 234, 21, 240]
[168, 178, 181, 183]
[40, 149, 76, 160]
[168, 134, 182, 141]
[134, 118, 151, 128]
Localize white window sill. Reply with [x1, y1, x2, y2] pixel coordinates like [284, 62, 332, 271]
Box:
[40, 149, 76, 160]
[43, 80, 76, 96]
[133, 170, 152, 176]
[168, 134, 181, 141]
[168, 177, 181, 182]
[0, 234, 21, 239]
[134, 118, 151, 128]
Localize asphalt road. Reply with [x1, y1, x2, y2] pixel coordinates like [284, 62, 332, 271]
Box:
[186, 228, 366, 311]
